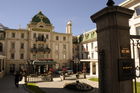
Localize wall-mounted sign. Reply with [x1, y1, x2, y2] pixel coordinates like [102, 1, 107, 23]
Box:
[120, 48, 130, 58]
[118, 58, 135, 81]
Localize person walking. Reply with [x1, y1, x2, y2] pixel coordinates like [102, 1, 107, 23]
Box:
[14, 71, 20, 88]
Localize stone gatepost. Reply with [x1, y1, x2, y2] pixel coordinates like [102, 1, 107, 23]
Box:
[91, 5, 135, 93]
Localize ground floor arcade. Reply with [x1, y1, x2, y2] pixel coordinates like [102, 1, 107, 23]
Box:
[80, 59, 98, 77]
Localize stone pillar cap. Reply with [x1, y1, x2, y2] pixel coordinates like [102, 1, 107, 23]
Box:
[91, 6, 134, 23]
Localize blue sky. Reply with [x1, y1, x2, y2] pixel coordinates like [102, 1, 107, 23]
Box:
[0, 0, 124, 35]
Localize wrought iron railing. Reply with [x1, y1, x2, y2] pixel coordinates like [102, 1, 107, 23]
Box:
[31, 47, 51, 53]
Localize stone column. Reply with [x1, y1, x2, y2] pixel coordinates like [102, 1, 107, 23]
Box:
[90, 61, 93, 76]
[95, 62, 98, 77]
[0, 60, 1, 72]
[91, 6, 134, 93]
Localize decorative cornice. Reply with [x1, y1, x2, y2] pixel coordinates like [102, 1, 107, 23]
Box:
[91, 6, 134, 23]
[32, 28, 50, 32]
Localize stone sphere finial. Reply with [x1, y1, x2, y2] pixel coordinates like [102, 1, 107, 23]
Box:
[106, 0, 115, 7]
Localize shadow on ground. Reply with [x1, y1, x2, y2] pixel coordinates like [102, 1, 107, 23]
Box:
[40, 87, 99, 93]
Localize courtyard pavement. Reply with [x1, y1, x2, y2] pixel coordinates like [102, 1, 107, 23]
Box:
[2, 74, 140, 93]
[0, 74, 99, 93]
[35, 75, 99, 93]
[0, 75, 28, 93]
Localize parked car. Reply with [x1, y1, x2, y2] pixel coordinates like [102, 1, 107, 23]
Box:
[55, 67, 73, 75]
[65, 67, 73, 75]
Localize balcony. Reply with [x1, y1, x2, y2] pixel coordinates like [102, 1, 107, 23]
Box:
[31, 47, 51, 53]
[35, 36, 46, 42]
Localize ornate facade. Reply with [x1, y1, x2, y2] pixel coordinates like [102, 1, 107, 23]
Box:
[0, 11, 73, 74]
[73, 29, 98, 76]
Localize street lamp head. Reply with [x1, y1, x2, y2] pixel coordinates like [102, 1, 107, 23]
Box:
[106, 0, 115, 7]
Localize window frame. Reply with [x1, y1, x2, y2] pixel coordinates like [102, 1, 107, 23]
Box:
[11, 53, 15, 59]
[21, 33, 24, 38]
[11, 32, 15, 38]
[21, 43, 24, 49]
[20, 53, 24, 59]
[56, 36, 59, 40]
[136, 26, 140, 35]
[63, 36, 66, 41]
[135, 6, 140, 16]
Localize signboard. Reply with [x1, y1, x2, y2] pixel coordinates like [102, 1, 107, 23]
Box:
[118, 59, 135, 81]
[120, 48, 130, 58]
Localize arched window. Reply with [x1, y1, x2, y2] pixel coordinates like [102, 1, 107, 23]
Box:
[0, 43, 3, 52]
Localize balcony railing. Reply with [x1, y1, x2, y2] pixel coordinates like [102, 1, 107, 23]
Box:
[35, 36, 46, 42]
[31, 47, 51, 53]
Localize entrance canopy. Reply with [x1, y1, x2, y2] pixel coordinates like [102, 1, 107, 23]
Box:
[80, 59, 98, 63]
[32, 59, 56, 65]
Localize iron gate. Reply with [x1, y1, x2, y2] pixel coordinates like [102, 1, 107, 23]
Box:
[130, 35, 140, 93]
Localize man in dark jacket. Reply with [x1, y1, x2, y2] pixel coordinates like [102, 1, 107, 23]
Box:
[14, 71, 21, 88]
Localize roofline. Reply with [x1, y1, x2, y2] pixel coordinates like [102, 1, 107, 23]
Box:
[76, 28, 96, 37]
[119, 0, 132, 6]
[5, 28, 28, 31]
[119, 0, 139, 8]
[83, 28, 96, 34]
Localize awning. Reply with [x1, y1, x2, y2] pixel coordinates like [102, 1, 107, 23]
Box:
[33, 60, 56, 65]
[80, 59, 98, 63]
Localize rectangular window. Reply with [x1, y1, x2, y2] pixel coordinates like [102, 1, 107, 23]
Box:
[56, 36, 59, 40]
[12, 33, 15, 38]
[63, 44, 66, 49]
[86, 44, 88, 51]
[91, 42, 94, 49]
[135, 6, 140, 16]
[33, 44, 36, 48]
[136, 26, 140, 35]
[0, 33, 4, 40]
[63, 36, 66, 41]
[92, 53, 94, 59]
[21, 43, 24, 49]
[21, 33, 24, 38]
[46, 34, 49, 39]
[33, 33, 36, 38]
[11, 53, 15, 59]
[11, 42, 15, 49]
[20, 53, 24, 59]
